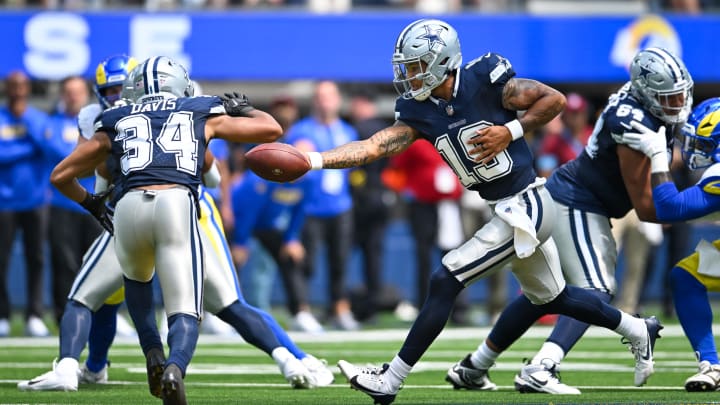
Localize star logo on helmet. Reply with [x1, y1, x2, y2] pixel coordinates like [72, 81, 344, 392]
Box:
[418, 25, 446, 49]
[638, 64, 654, 80]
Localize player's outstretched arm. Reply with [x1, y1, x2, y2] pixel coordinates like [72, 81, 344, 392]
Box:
[208, 110, 283, 145]
[312, 123, 418, 169]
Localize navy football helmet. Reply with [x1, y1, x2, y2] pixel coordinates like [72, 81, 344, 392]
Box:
[678, 97, 720, 170]
[94, 55, 138, 108]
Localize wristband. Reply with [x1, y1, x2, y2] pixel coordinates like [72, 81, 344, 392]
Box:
[307, 152, 323, 170]
[504, 119, 524, 141]
[650, 152, 670, 174]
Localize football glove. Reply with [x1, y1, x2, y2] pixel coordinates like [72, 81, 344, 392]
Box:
[80, 186, 114, 235]
[623, 122, 669, 173]
[221, 92, 255, 117]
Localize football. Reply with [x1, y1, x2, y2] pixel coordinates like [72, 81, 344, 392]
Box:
[244, 143, 311, 183]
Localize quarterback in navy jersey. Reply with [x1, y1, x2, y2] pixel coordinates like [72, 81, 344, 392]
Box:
[296, 19, 661, 405]
[457, 47, 694, 395]
[50, 56, 282, 404]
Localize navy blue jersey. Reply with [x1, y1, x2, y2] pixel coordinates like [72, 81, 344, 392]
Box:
[546, 83, 672, 218]
[95, 95, 224, 201]
[394, 53, 536, 201]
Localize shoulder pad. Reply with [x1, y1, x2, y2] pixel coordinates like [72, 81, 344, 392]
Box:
[179, 95, 225, 115]
[463, 52, 515, 84]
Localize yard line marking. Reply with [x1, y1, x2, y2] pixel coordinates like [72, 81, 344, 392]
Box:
[0, 379, 687, 391]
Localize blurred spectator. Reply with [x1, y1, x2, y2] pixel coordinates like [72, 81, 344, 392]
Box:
[384, 139, 468, 324]
[230, 170, 323, 333]
[285, 81, 360, 331]
[536, 92, 592, 176]
[269, 95, 300, 133]
[42, 76, 103, 325]
[347, 91, 394, 323]
[0, 70, 50, 337]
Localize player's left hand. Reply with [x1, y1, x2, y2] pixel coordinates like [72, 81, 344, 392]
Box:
[622, 122, 667, 158]
[80, 186, 114, 235]
[467, 125, 512, 165]
[220, 92, 255, 117]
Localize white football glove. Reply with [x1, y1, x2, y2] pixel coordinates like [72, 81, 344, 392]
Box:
[622, 121, 669, 173]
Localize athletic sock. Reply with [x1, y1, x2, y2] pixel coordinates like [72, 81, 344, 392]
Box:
[470, 341, 500, 370]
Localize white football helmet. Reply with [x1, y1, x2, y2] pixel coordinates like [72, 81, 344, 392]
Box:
[629, 47, 693, 125]
[121, 56, 194, 103]
[392, 19, 462, 101]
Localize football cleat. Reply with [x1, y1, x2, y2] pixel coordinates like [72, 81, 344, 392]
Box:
[339, 360, 399, 405]
[17, 358, 79, 392]
[445, 354, 497, 391]
[623, 316, 663, 386]
[281, 356, 314, 389]
[302, 354, 335, 387]
[513, 358, 580, 394]
[685, 360, 720, 392]
[146, 347, 166, 398]
[79, 362, 109, 384]
[161, 363, 186, 405]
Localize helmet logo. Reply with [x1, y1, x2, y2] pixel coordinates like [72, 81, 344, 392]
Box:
[638, 63, 655, 80]
[417, 25, 446, 50]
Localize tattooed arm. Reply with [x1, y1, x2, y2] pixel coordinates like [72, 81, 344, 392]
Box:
[315, 122, 418, 169]
[502, 78, 567, 134]
[467, 78, 566, 165]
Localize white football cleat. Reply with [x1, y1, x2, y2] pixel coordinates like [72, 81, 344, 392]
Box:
[513, 359, 580, 394]
[302, 354, 334, 387]
[445, 354, 497, 391]
[624, 316, 663, 386]
[339, 360, 399, 405]
[281, 356, 314, 389]
[685, 360, 720, 392]
[79, 362, 109, 384]
[18, 358, 79, 391]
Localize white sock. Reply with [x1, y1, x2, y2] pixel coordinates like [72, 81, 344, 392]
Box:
[470, 341, 500, 370]
[532, 342, 565, 365]
[271, 347, 294, 367]
[387, 356, 412, 389]
[614, 311, 645, 341]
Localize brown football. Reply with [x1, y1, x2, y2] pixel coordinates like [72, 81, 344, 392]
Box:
[245, 143, 310, 183]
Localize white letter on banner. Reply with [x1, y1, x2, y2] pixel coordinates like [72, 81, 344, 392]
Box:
[130, 16, 191, 72]
[24, 13, 89, 80]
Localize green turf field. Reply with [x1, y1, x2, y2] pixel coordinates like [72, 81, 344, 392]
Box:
[0, 322, 717, 404]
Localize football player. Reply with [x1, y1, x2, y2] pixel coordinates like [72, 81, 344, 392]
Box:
[448, 47, 693, 394]
[622, 97, 720, 392]
[40, 56, 329, 403]
[299, 19, 661, 405]
[19, 55, 333, 395]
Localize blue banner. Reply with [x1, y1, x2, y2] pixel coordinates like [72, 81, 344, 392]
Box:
[3, 11, 719, 82]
